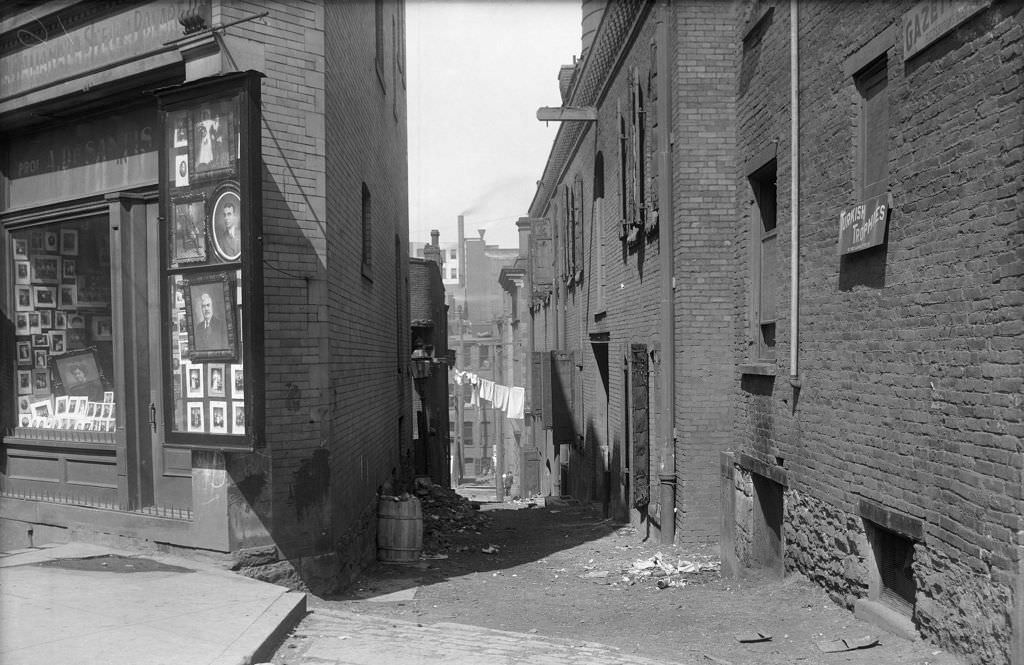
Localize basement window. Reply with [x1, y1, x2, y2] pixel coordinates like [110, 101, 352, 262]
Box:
[867, 521, 916, 616]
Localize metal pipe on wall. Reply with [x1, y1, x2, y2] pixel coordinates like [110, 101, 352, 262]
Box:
[655, 0, 676, 546]
[789, 0, 801, 386]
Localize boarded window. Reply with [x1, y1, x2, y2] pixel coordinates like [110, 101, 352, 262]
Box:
[750, 160, 777, 361]
[857, 57, 888, 199]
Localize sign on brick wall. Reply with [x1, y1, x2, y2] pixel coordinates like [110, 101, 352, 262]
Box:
[838, 193, 892, 255]
[902, 0, 988, 61]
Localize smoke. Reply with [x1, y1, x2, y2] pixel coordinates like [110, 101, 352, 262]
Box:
[458, 175, 532, 217]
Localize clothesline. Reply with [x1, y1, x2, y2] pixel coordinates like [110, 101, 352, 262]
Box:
[450, 367, 525, 420]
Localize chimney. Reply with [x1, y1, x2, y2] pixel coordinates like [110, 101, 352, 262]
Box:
[580, 0, 604, 63]
[457, 215, 465, 288]
[478, 229, 486, 241]
[558, 62, 576, 105]
[431, 229, 439, 247]
[516, 217, 532, 259]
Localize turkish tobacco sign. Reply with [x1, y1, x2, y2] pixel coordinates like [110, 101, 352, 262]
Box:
[838, 193, 891, 255]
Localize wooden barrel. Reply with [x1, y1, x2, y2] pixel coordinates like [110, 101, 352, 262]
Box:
[377, 496, 423, 562]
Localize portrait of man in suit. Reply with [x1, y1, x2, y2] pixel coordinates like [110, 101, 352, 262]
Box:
[212, 190, 241, 261]
[193, 291, 227, 351]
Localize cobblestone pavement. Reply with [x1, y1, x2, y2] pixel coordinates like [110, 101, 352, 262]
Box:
[267, 489, 966, 665]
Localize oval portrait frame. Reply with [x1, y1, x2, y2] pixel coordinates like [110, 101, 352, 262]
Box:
[210, 183, 242, 262]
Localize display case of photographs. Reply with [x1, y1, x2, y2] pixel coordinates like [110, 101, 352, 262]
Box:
[8, 216, 118, 438]
[157, 71, 262, 447]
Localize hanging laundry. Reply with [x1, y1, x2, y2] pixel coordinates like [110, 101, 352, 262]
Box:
[507, 386, 525, 419]
[493, 384, 510, 411]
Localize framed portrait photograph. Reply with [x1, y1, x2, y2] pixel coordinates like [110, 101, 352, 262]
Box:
[17, 340, 32, 366]
[59, 284, 78, 308]
[187, 401, 205, 432]
[208, 363, 226, 397]
[13, 237, 29, 258]
[15, 260, 31, 284]
[39, 310, 52, 328]
[92, 315, 113, 341]
[31, 333, 49, 348]
[44, 232, 58, 252]
[232, 402, 245, 435]
[62, 259, 76, 281]
[210, 184, 242, 261]
[170, 197, 208, 265]
[70, 396, 88, 416]
[19, 414, 32, 427]
[28, 311, 41, 333]
[185, 362, 204, 398]
[103, 391, 114, 403]
[191, 100, 237, 181]
[15, 286, 32, 311]
[54, 311, 67, 328]
[49, 330, 68, 354]
[173, 113, 189, 148]
[68, 313, 86, 329]
[32, 370, 50, 394]
[55, 395, 69, 416]
[60, 229, 79, 255]
[30, 399, 52, 419]
[182, 272, 237, 362]
[209, 400, 228, 434]
[15, 313, 30, 335]
[53, 348, 103, 400]
[33, 286, 57, 308]
[34, 350, 48, 369]
[18, 396, 32, 413]
[17, 370, 33, 395]
[230, 365, 244, 400]
[174, 152, 190, 188]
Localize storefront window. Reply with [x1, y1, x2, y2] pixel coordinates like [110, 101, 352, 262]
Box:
[10, 217, 118, 433]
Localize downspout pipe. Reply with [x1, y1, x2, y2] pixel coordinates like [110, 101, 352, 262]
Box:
[656, 1, 676, 546]
[789, 0, 801, 387]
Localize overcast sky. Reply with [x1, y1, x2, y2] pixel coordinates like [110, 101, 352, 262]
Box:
[407, 0, 582, 249]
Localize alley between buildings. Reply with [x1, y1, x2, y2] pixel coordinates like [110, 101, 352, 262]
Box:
[267, 486, 963, 665]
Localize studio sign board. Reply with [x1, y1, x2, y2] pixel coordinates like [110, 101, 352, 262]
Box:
[903, 0, 988, 61]
[838, 193, 892, 255]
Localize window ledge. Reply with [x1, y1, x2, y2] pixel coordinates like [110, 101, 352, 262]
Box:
[738, 362, 776, 376]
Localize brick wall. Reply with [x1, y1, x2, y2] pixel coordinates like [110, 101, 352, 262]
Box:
[731, 1, 1023, 662]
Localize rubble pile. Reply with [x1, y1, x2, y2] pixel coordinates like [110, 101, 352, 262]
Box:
[618, 552, 721, 588]
[415, 482, 492, 554]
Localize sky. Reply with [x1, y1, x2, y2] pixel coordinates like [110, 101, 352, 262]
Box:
[407, 0, 582, 250]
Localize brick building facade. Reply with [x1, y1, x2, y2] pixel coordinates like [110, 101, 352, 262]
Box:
[525, 1, 1021, 662]
[721, 2, 1023, 663]
[0, 0, 409, 594]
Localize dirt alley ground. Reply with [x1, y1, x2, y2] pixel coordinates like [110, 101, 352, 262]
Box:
[270, 484, 967, 665]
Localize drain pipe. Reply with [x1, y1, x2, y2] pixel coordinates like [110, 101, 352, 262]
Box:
[655, 1, 676, 546]
[789, 0, 801, 388]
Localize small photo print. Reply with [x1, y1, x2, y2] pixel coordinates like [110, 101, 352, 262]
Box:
[59, 285, 78, 308]
[13, 237, 28, 257]
[60, 229, 78, 256]
[39, 310, 52, 328]
[70, 396, 88, 416]
[16, 313, 30, 334]
[33, 285, 57, 309]
[15, 286, 32, 311]
[28, 311, 41, 333]
[19, 414, 32, 428]
[32, 369, 50, 392]
[15, 260, 31, 284]
[230, 365, 244, 400]
[187, 401, 204, 432]
[209, 401, 228, 434]
[17, 340, 32, 365]
[55, 395, 69, 416]
[34, 350, 48, 369]
[32, 333, 49, 348]
[54, 311, 67, 328]
[49, 330, 67, 354]
[68, 313, 86, 329]
[174, 117, 189, 148]
[62, 258, 76, 281]
[208, 364, 225, 397]
[30, 399, 52, 419]
[232, 402, 245, 435]
[44, 232, 58, 252]
[175, 152, 190, 188]
[92, 315, 112, 341]
[17, 370, 33, 394]
[103, 391, 114, 403]
[185, 362, 204, 398]
[18, 396, 32, 413]
[86, 402, 97, 418]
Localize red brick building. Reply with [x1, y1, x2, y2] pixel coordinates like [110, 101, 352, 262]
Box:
[0, 0, 409, 593]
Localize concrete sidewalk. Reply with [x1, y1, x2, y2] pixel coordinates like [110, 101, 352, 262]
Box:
[0, 542, 306, 665]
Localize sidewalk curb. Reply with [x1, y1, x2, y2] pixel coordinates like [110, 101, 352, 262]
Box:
[213, 590, 307, 665]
